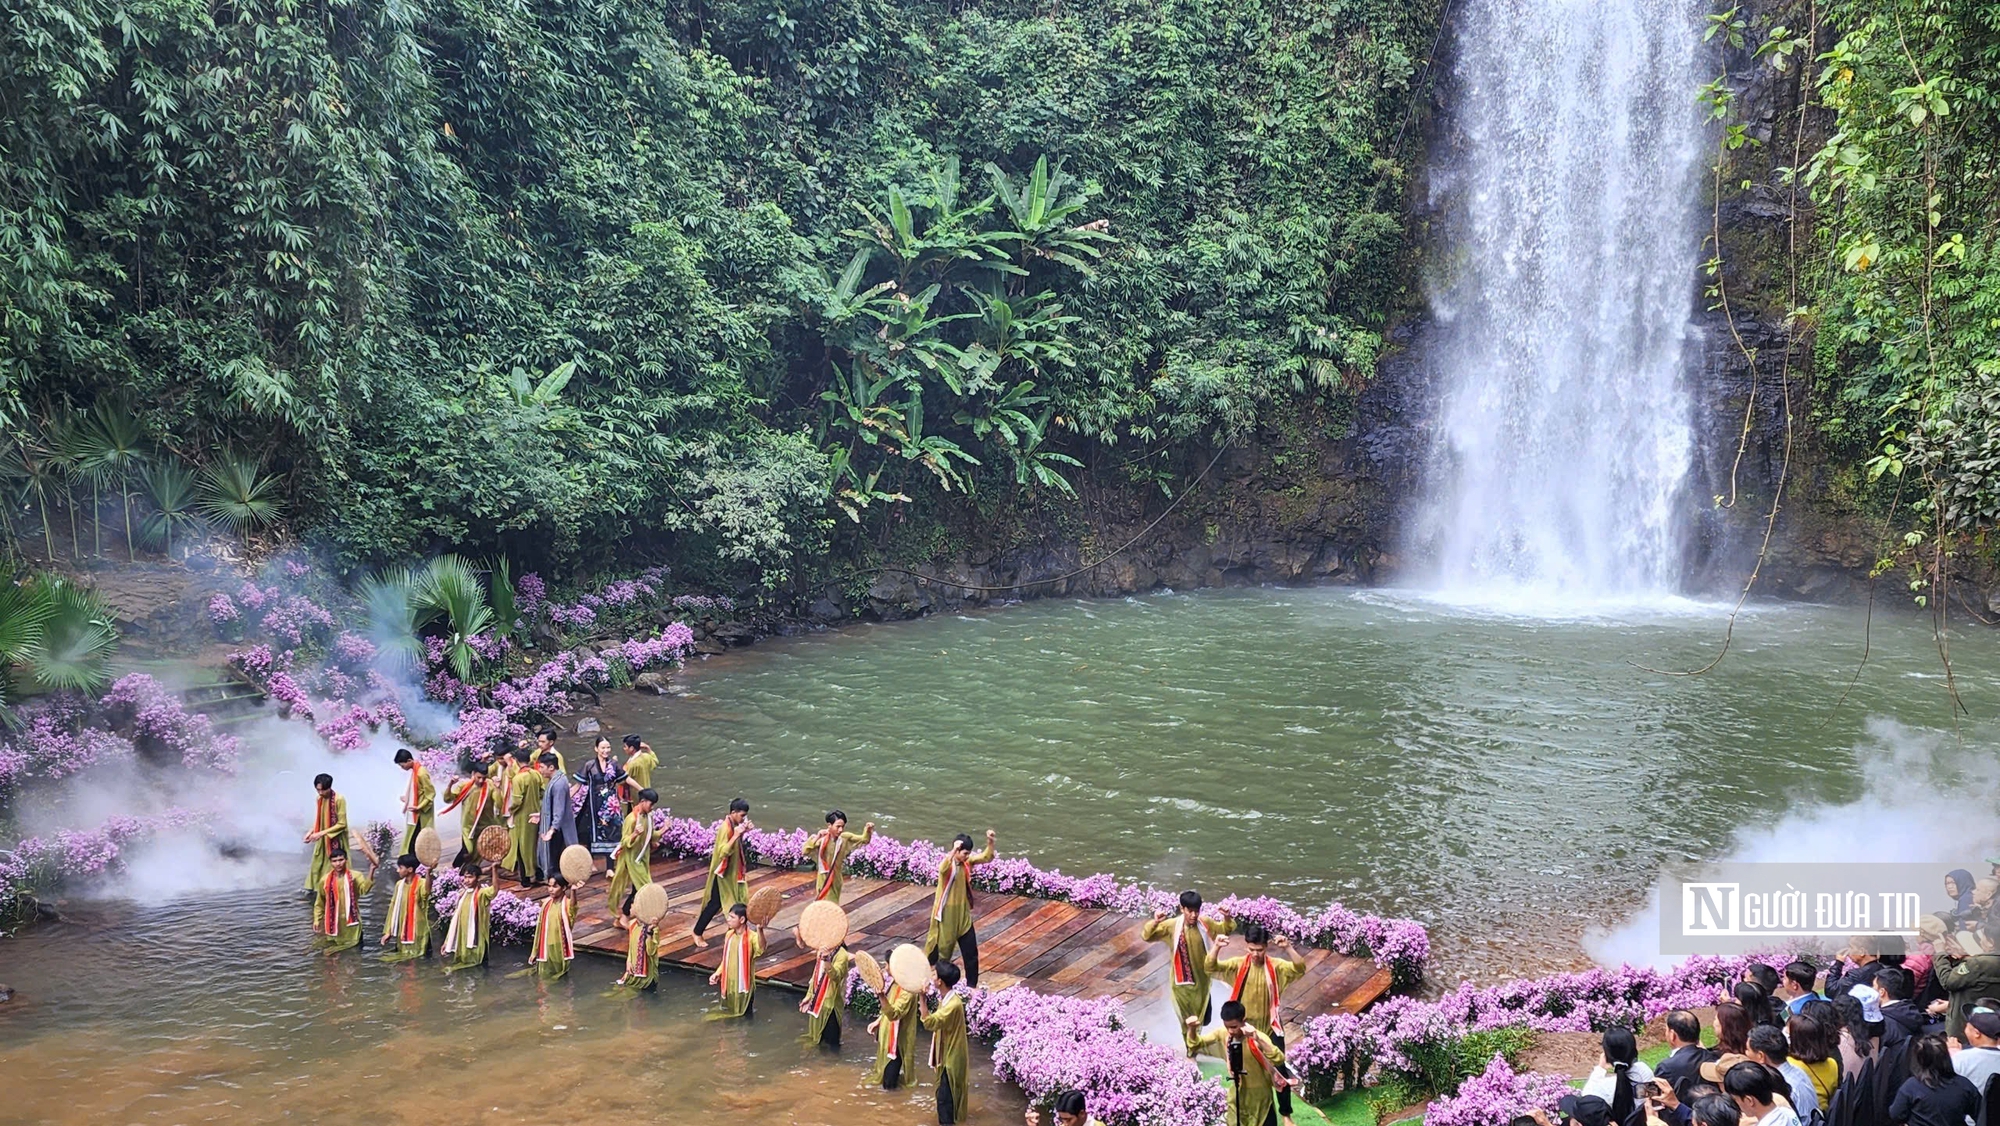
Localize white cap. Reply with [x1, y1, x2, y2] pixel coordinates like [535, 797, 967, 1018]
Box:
[1849, 983, 1884, 1023]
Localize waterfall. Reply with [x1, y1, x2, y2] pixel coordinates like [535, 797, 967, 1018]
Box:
[1412, 0, 1705, 601]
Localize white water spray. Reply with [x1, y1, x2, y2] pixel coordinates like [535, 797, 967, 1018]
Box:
[1413, 0, 1706, 599]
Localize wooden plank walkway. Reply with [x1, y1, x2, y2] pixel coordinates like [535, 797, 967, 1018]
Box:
[506, 857, 1392, 1019]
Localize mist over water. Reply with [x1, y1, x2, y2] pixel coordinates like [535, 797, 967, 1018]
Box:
[1413, 0, 1707, 599]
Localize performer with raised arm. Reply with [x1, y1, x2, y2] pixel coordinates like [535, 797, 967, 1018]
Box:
[440, 765, 496, 865]
[505, 749, 545, 884]
[806, 810, 874, 903]
[378, 853, 432, 963]
[801, 941, 854, 1049]
[1142, 891, 1233, 1043]
[619, 734, 656, 800]
[393, 748, 435, 855]
[523, 875, 576, 980]
[303, 772, 347, 894]
[691, 798, 752, 949]
[869, 975, 920, 1090]
[1190, 999, 1290, 1126]
[313, 845, 375, 954]
[605, 788, 657, 919]
[440, 862, 496, 973]
[705, 903, 765, 1018]
[1206, 925, 1307, 1126]
[925, 829, 996, 987]
[922, 960, 973, 1124]
[530, 728, 566, 774]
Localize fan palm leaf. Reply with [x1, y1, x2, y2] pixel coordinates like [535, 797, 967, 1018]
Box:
[486, 556, 519, 641]
[73, 402, 148, 560]
[0, 568, 55, 715]
[197, 455, 285, 550]
[413, 555, 493, 682]
[139, 462, 208, 558]
[20, 578, 119, 695]
[358, 566, 422, 670]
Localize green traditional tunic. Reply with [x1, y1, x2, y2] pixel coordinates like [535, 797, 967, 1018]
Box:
[304, 792, 348, 892]
[924, 843, 994, 961]
[800, 948, 853, 1046]
[526, 894, 576, 980]
[621, 749, 656, 796]
[1204, 949, 1308, 1036]
[314, 868, 373, 952]
[378, 873, 432, 962]
[808, 826, 872, 903]
[1192, 1026, 1287, 1126]
[611, 920, 660, 995]
[923, 992, 972, 1122]
[1142, 912, 1233, 1042]
[704, 819, 749, 913]
[399, 763, 436, 854]
[870, 983, 920, 1085]
[707, 926, 764, 1019]
[506, 768, 545, 882]
[440, 885, 496, 973]
[606, 809, 654, 916]
[442, 774, 499, 853]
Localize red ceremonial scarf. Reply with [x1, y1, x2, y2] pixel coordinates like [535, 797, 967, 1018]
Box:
[814, 832, 841, 899]
[626, 922, 654, 978]
[531, 896, 574, 964]
[314, 793, 338, 839]
[493, 764, 513, 815]
[319, 869, 360, 935]
[883, 984, 906, 1059]
[801, 952, 837, 1016]
[404, 765, 428, 825]
[1171, 916, 1199, 986]
[723, 927, 754, 997]
[935, 855, 972, 921]
[1235, 1032, 1280, 1081]
[439, 775, 489, 824]
[1230, 956, 1283, 1020]
[443, 887, 485, 954]
[714, 822, 745, 880]
[387, 875, 425, 942]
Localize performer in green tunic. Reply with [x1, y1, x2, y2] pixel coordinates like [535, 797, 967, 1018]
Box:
[528, 728, 566, 774]
[302, 772, 348, 893]
[440, 864, 496, 973]
[505, 758, 545, 884]
[705, 904, 765, 1019]
[869, 980, 921, 1089]
[394, 748, 435, 855]
[313, 847, 375, 953]
[806, 810, 874, 904]
[1190, 1001, 1289, 1126]
[605, 789, 657, 918]
[610, 916, 660, 995]
[1141, 891, 1234, 1044]
[1205, 926, 1308, 1122]
[619, 735, 656, 799]
[440, 768, 498, 864]
[925, 829, 996, 986]
[378, 854, 432, 962]
[691, 798, 752, 948]
[800, 944, 854, 1049]
[922, 961, 973, 1125]
[522, 876, 576, 980]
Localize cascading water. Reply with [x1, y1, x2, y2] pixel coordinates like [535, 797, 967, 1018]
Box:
[1412, 0, 1706, 601]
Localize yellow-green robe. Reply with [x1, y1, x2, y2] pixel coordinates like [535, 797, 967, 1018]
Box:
[1204, 949, 1308, 1036]
[801, 948, 853, 1045]
[527, 894, 577, 980]
[1192, 1026, 1286, 1126]
[1142, 912, 1233, 1041]
[305, 792, 348, 892]
[506, 768, 545, 882]
[808, 826, 872, 903]
[621, 750, 656, 796]
[708, 926, 763, 1019]
[379, 873, 432, 962]
[704, 820, 749, 912]
[612, 920, 660, 995]
[440, 885, 495, 972]
[924, 844, 994, 960]
[924, 992, 972, 1121]
[442, 775, 498, 852]
[400, 764, 435, 854]
[606, 809, 654, 916]
[870, 983, 920, 1085]
[314, 868, 373, 952]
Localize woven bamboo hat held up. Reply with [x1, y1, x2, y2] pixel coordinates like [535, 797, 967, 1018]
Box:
[888, 943, 931, 993]
[632, 882, 670, 925]
[797, 901, 848, 952]
[852, 949, 885, 994]
[476, 824, 509, 862]
[746, 885, 782, 926]
[412, 826, 442, 868]
[559, 844, 593, 885]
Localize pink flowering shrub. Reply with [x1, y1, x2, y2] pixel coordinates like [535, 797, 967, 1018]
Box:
[0, 695, 137, 787]
[206, 593, 240, 628]
[100, 673, 240, 771]
[0, 809, 207, 910]
[1425, 1057, 1571, 1126]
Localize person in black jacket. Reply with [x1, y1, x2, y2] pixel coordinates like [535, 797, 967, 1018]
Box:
[1881, 968, 1937, 1048]
[1888, 1035, 1979, 1126]
[1660, 1010, 1723, 1100]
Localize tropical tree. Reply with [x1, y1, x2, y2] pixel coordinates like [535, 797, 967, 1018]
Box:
[21, 580, 120, 695]
[138, 463, 207, 558]
[0, 440, 64, 563]
[412, 555, 493, 682]
[0, 569, 56, 715]
[197, 456, 285, 551]
[358, 566, 423, 670]
[73, 403, 148, 561]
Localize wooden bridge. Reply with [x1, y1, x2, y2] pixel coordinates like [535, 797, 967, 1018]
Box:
[508, 856, 1393, 1017]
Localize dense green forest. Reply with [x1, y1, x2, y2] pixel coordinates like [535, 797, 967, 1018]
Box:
[1, 0, 1434, 583]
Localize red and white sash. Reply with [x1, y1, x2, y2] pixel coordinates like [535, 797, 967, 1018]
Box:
[531, 897, 574, 964]
[935, 858, 971, 921]
[1244, 1033, 1282, 1082]
[882, 985, 907, 1059]
[493, 766, 514, 821]
[405, 765, 428, 825]
[722, 928, 755, 997]
[386, 876, 425, 943]
[927, 997, 955, 1069]
[313, 794, 339, 843]
[319, 871, 360, 935]
[626, 923, 654, 978]
[801, 952, 838, 1016]
[439, 776, 490, 824]
[443, 889, 484, 954]
[1230, 957, 1283, 1022]
[713, 824, 745, 880]
[1171, 917, 1199, 986]
[814, 833, 841, 899]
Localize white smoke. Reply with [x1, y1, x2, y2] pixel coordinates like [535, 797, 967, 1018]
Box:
[1586, 716, 2000, 968]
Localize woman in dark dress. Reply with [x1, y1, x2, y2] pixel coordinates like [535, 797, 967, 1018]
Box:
[1888, 1034, 1980, 1126]
[574, 735, 628, 871]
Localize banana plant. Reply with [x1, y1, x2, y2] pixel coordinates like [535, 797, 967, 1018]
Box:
[986, 156, 1115, 277]
[844, 158, 1010, 290]
[894, 391, 980, 492]
[825, 447, 910, 523]
[1011, 408, 1084, 497]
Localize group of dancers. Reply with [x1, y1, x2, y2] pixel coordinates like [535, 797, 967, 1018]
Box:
[303, 732, 1301, 1126]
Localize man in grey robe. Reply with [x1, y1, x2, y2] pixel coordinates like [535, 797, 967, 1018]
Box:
[536, 751, 577, 876]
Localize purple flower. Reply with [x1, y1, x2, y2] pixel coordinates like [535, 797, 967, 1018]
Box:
[99, 674, 240, 771]
[206, 593, 240, 624]
[1426, 1057, 1571, 1126]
